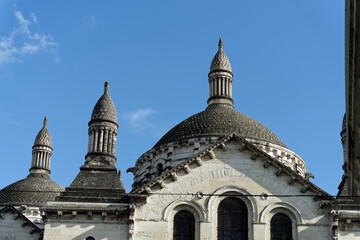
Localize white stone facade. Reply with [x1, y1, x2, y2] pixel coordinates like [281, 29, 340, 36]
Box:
[132, 138, 332, 240]
[133, 136, 307, 191]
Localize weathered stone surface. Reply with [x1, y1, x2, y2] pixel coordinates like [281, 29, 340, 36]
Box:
[0, 173, 64, 206]
[154, 103, 287, 149]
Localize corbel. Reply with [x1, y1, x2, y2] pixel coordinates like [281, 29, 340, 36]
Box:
[171, 172, 178, 181]
[208, 150, 216, 159]
[183, 165, 191, 173]
[288, 175, 296, 185]
[195, 157, 203, 166]
[158, 180, 166, 188]
[251, 152, 259, 160]
[220, 143, 227, 151]
[263, 160, 271, 168]
[301, 184, 309, 193]
[239, 143, 247, 152]
[87, 211, 93, 220]
[276, 168, 284, 176]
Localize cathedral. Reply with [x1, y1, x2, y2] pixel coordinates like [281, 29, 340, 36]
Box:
[1, 1, 360, 239]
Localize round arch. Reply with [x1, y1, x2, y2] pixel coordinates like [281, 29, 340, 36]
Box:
[259, 202, 302, 224]
[163, 200, 205, 240]
[260, 202, 302, 240]
[206, 185, 258, 221]
[206, 186, 257, 240]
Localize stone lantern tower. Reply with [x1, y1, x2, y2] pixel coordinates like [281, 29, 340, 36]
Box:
[208, 38, 234, 106]
[85, 81, 119, 167]
[55, 82, 126, 203]
[30, 116, 53, 174]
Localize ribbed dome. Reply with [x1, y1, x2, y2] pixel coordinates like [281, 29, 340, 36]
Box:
[0, 173, 64, 206]
[34, 116, 52, 148]
[154, 104, 287, 148]
[90, 81, 117, 124]
[210, 38, 232, 73]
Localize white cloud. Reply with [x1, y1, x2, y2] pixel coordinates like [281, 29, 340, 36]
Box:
[14, 10, 30, 35]
[0, 9, 59, 65]
[84, 16, 97, 27]
[123, 108, 157, 131]
[30, 13, 37, 24]
[21, 43, 39, 54]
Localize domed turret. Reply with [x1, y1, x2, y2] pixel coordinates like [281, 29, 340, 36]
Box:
[86, 82, 119, 167]
[30, 116, 53, 174]
[0, 117, 64, 206]
[208, 38, 234, 106]
[55, 82, 126, 201]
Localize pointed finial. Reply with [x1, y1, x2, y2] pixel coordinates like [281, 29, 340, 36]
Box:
[43, 116, 48, 128]
[104, 81, 109, 93]
[218, 38, 223, 50]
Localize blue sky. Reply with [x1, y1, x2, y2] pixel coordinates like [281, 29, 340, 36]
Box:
[0, 1, 344, 195]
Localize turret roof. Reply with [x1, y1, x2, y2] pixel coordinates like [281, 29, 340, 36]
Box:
[33, 116, 52, 148]
[210, 38, 232, 73]
[90, 81, 117, 125]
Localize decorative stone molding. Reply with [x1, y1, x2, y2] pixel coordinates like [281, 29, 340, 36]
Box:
[162, 200, 205, 222]
[132, 133, 332, 202]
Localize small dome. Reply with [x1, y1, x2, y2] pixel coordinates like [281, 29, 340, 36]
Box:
[0, 173, 64, 206]
[210, 38, 232, 73]
[154, 104, 286, 148]
[90, 82, 117, 124]
[34, 116, 52, 148]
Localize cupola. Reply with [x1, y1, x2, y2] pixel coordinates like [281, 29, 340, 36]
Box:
[0, 117, 64, 206]
[54, 82, 126, 202]
[85, 81, 118, 167]
[30, 116, 53, 174]
[208, 38, 234, 106]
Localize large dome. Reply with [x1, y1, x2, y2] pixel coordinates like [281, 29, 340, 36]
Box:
[154, 103, 286, 148]
[0, 173, 64, 206]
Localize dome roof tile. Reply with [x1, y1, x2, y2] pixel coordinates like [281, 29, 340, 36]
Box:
[154, 104, 286, 148]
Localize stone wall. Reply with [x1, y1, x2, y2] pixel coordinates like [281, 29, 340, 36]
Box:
[0, 211, 41, 240]
[44, 220, 129, 240]
[132, 140, 332, 240]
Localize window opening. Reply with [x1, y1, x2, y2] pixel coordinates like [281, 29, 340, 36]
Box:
[156, 163, 163, 176]
[270, 213, 292, 240]
[173, 210, 195, 240]
[218, 197, 248, 240]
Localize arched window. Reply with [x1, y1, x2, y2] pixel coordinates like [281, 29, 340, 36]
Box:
[270, 213, 292, 240]
[86, 237, 95, 240]
[218, 197, 248, 240]
[173, 210, 195, 240]
[156, 163, 163, 176]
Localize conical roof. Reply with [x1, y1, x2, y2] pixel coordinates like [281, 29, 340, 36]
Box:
[34, 116, 52, 148]
[0, 173, 64, 206]
[210, 38, 232, 73]
[90, 81, 117, 124]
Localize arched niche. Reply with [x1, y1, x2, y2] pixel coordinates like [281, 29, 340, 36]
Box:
[163, 200, 205, 240]
[260, 202, 302, 240]
[206, 186, 257, 240]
